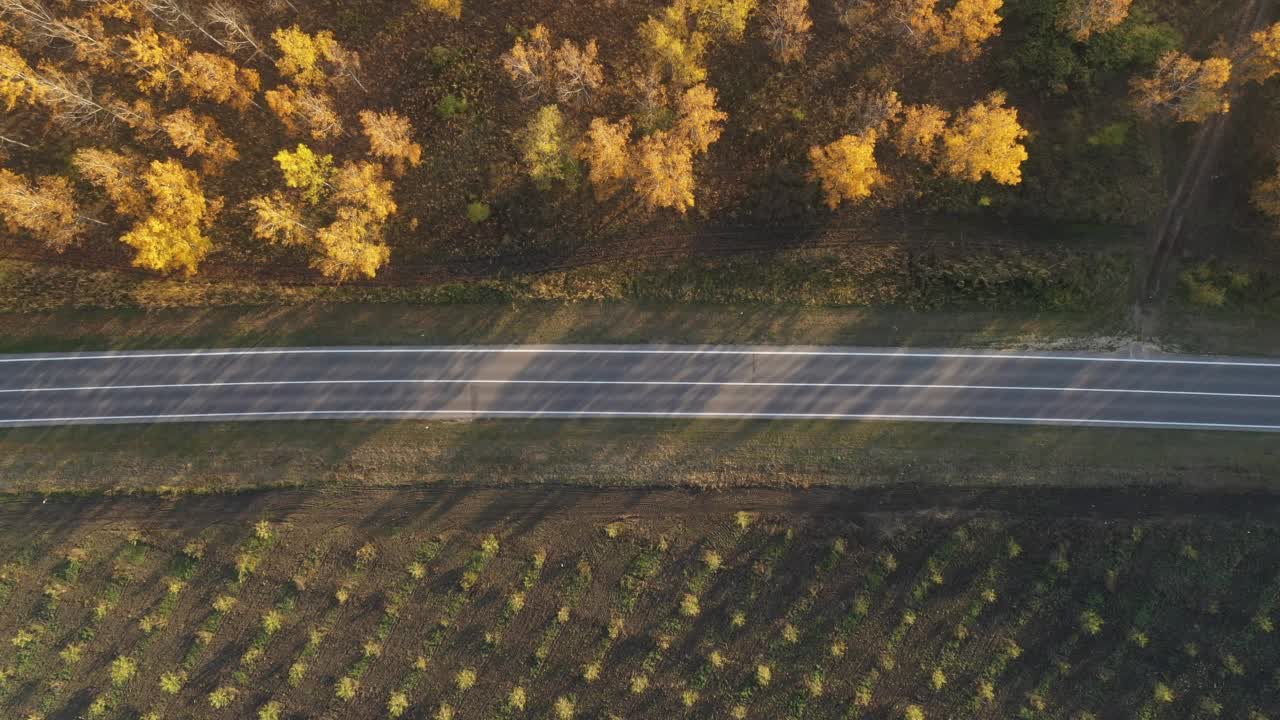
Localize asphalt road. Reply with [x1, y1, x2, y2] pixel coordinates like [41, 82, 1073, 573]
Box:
[0, 345, 1279, 430]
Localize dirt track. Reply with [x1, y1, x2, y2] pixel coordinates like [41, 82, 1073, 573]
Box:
[6, 485, 1280, 532]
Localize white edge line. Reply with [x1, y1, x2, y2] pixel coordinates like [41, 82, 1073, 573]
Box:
[1, 347, 1279, 367]
[3, 378, 1280, 400]
[1, 409, 1277, 431]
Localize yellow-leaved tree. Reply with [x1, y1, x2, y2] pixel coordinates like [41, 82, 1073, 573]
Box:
[633, 131, 696, 212]
[0, 169, 83, 251]
[271, 25, 363, 90]
[930, 0, 1003, 60]
[642, 4, 709, 87]
[687, 0, 759, 42]
[265, 85, 343, 139]
[521, 104, 579, 190]
[124, 160, 217, 275]
[808, 132, 885, 208]
[274, 144, 335, 203]
[182, 52, 260, 111]
[359, 110, 423, 174]
[1057, 0, 1133, 41]
[0, 45, 45, 110]
[71, 148, 148, 217]
[894, 103, 949, 162]
[580, 116, 632, 198]
[125, 28, 189, 96]
[939, 91, 1029, 185]
[1131, 51, 1232, 123]
[675, 83, 728, 154]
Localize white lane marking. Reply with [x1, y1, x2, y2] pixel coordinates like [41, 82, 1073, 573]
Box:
[0, 347, 1278, 367]
[3, 378, 1280, 399]
[0, 409, 1277, 431]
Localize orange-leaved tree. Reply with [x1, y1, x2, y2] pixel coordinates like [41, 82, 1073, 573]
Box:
[1131, 51, 1231, 123]
[808, 132, 885, 208]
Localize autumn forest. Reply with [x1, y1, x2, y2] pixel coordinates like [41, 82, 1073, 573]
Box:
[0, 0, 1278, 292]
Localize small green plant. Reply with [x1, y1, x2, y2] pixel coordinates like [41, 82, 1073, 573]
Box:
[681, 593, 701, 617]
[466, 201, 491, 223]
[109, 656, 137, 687]
[436, 94, 469, 119]
[1080, 609, 1104, 636]
[209, 686, 238, 709]
[507, 686, 526, 711]
[336, 676, 359, 701]
[159, 671, 186, 694]
[387, 691, 409, 718]
[1154, 682, 1174, 703]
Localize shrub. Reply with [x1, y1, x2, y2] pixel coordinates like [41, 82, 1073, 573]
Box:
[630, 674, 649, 694]
[356, 543, 378, 566]
[109, 656, 137, 687]
[703, 550, 723, 571]
[254, 520, 273, 541]
[258, 701, 283, 720]
[805, 672, 824, 697]
[1153, 682, 1174, 703]
[931, 669, 947, 691]
[756, 664, 772, 686]
[583, 662, 601, 682]
[209, 686, 238, 709]
[435, 704, 455, 720]
[456, 668, 476, 690]
[734, 511, 755, 529]
[682, 690, 699, 707]
[554, 696, 575, 720]
[288, 661, 307, 686]
[387, 691, 409, 718]
[507, 592, 525, 614]
[905, 706, 926, 720]
[783, 623, 799, 643]
[482, 535, 501, 556]
[213, 595, 237, 613]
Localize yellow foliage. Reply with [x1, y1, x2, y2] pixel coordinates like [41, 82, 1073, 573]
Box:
[894, 104, 949, 162]
[1131, 52, 1232, 123]
[161, 110, 239, 173]
[676, 82, 727, 154]
[121, 216, 211, 276]
[687, 0, 758, 42]
[249, 193, 313, 247]
[265, 85, 343, 139]
[1057, 0, 1133, 41]
[272, 25, 328, 86]
[502, 25, 554, 98]
[0, 45, 43, 111]
[332, 161, 398, 222]
[581, 116, 632, 197]
[314, 207, 391, 280]
[358, 110, 423, 171]
[633, 130, 696, 212]
[183, 52, 259, 111]
[126, 28, 188, 95]
[274, 144, 334, 203]
[939, 91, 1028, 185]
[1242, 22, 1280, 84]
[931, 0, 1003, 60]
[762, 0, 813, 64]
[72, 148, 147, 217]
[808, 131, 885, 208]
[0, 169, 80, 251]
[521, 104, 578, 190]
[641, 5, 709, 87]
[420, 0, 463, 19]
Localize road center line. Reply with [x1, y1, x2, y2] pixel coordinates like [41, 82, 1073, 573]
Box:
[1, 409, 1277, 431]
[0, 347, 1278, 367]
[1, 378, 1279, 399]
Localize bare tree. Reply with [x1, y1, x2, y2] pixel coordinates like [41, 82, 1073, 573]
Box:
[554, 39, 603, 105]
[136, 0, 229, 51]
[762, 0, 813, 64]
[205, 2, 264, 57]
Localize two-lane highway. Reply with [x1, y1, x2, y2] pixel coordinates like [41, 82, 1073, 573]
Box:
[0, 345, 1279, 430]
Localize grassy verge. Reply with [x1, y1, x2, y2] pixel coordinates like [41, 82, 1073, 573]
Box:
[1, 419, 1274, 496]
